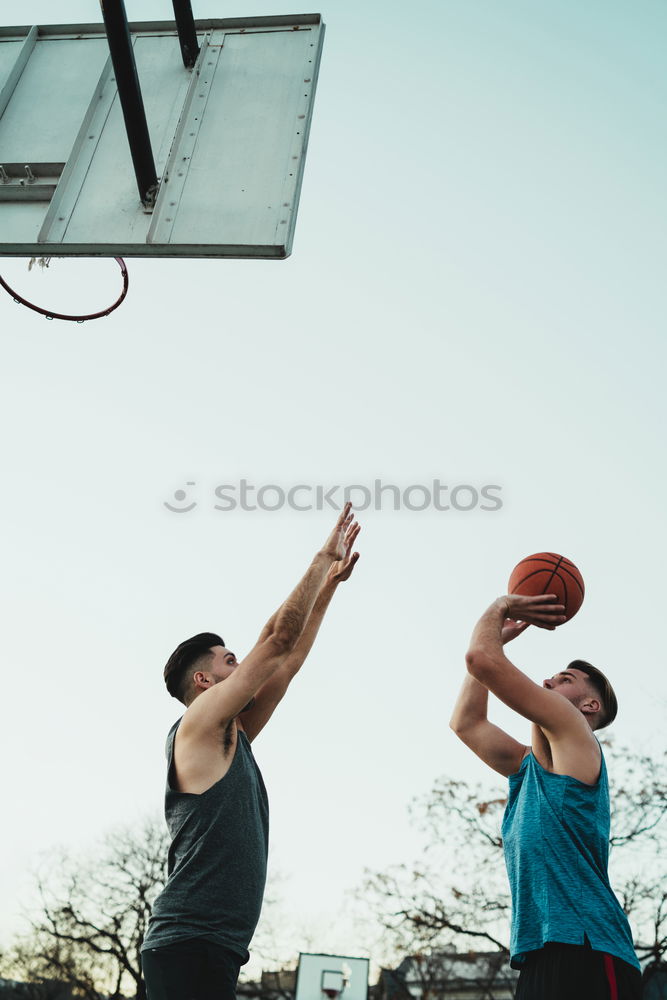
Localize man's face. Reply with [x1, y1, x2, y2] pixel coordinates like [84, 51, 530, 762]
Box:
[202, 646, 254, 714]
[207, 645, 238, 682]
[542, 667, 598, 715]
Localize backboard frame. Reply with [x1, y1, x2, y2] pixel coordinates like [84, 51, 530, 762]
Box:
[0, 14, 325, 259]
[295, 953, 370, 1000]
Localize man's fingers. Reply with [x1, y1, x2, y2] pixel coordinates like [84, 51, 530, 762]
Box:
[508, 592, 561, 605]
[337, 501, 353, 526]
[505, 589, 566, 627]
[346, 523, 361, 544]
[344, 552, 361, 577]
[524, 614, 567, 627]
[507, 595, 565, 616]
[343, 522, 360, 556]
[523, 609, 566, 619]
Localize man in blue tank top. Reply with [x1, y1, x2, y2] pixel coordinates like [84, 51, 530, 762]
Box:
[141, 504, 360, 1000]
[450, 593, 641, 1000]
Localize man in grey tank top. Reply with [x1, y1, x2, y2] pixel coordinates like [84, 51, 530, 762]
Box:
[141, 504, 360, 1000]
[450, 592, 641, 1000]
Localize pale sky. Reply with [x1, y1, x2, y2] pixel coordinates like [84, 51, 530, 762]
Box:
[1, 0, 666, 978]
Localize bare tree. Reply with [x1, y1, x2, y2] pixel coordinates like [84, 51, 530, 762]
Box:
[363, 783, 510, 959]
[2, 821, 291, 1000]
[363, 740, 667, 990]
[1, 818, 169, 1000]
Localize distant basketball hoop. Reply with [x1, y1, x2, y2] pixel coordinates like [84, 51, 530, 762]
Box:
[320, 967, 349, 1000]
[0, 256, 129, 322]
[295, 953, 367, 1000]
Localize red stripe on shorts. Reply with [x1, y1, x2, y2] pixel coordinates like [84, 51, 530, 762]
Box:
[603, 954, 619, 1000]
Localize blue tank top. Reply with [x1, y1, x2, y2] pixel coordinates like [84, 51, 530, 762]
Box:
[502, 749, 639, 970]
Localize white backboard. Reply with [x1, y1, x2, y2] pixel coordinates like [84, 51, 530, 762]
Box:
[0, 14, 324, 258]
[295, 953, 370, 1000]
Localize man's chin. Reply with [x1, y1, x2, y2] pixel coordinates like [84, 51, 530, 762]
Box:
[239, 697, 256, 716]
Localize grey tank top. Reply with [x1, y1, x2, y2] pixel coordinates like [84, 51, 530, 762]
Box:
[142, 719, 269, 961]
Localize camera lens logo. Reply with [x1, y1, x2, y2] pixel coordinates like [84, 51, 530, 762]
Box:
[164, 482, 198, 513]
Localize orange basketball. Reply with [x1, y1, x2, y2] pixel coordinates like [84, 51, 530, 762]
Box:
[508, 552, 585, 622]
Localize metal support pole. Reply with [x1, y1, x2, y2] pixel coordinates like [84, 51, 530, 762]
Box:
[99, 0, 158, 208]
[171, 0, 200, 69]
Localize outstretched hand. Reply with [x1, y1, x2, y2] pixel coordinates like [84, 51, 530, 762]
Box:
[327, 519, 361, 583]
[320, 502, 358, 562]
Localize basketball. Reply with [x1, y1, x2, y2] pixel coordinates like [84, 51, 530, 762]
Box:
[508, 552, 585, 622]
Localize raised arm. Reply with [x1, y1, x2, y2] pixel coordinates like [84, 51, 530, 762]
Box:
[466, 593, 602, 742]
[465, 595, 602, 782]
[240, 520, 361, 741]
[450, 619, 530, 776]
[181, 505, 357, 737]
[465, 595, 574, 733]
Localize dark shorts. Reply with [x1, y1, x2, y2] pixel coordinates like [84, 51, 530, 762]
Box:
[515, 942, 642, 1000]
[142, 937, 242, 1000]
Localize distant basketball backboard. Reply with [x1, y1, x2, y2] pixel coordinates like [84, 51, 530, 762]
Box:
[0, 14, 324, 259]
[295, 954, 369, 1000]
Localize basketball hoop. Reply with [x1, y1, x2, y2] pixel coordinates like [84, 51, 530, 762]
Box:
[0, 256, 129, 322]
[320, 966, 348, 1000]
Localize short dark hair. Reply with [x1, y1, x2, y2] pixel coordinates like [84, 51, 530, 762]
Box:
[567, 659, 618, 729]
[164, 632, 225, 704]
